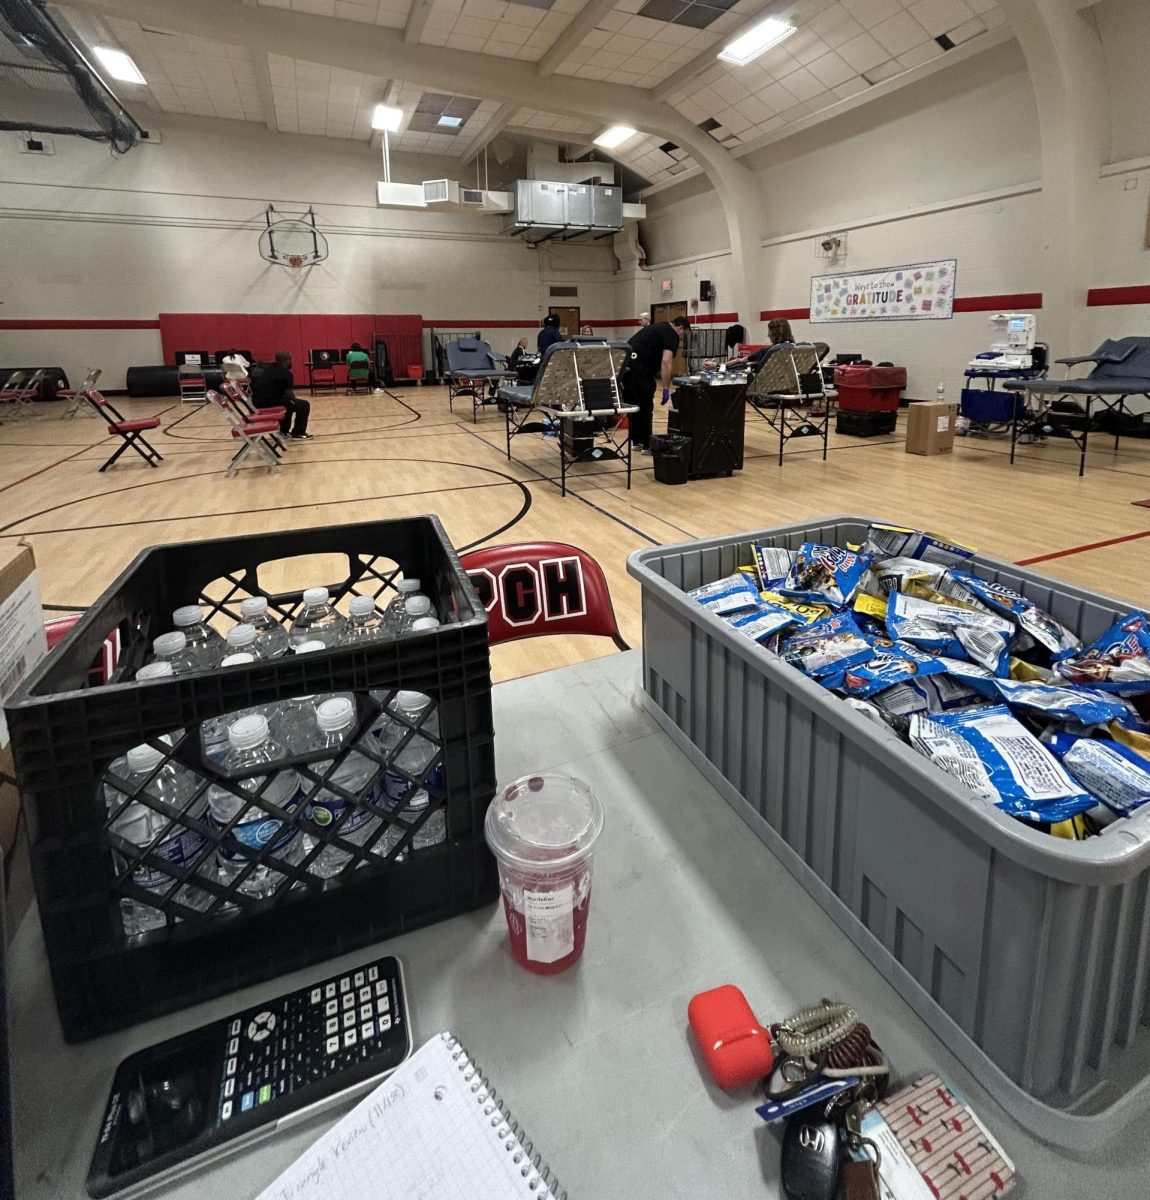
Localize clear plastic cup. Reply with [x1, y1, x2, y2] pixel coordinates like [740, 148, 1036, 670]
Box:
[484, 773, 605, 975]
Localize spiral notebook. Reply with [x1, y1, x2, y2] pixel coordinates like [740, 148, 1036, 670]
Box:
[255, 1032, 566, 1200]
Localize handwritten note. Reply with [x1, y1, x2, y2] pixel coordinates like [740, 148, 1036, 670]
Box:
[256, 1033, 554, 1200]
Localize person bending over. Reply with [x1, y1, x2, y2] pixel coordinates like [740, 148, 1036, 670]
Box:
[622, 315, 690, 452]
[250, 350, 312, 440]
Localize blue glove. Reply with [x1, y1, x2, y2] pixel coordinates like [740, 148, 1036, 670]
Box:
[661, 388, 670, 404]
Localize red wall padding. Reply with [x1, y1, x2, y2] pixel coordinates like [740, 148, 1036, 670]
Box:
[158, 313, 424, 382]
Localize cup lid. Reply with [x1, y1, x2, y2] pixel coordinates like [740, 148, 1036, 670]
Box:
[484, 772, 604, 872]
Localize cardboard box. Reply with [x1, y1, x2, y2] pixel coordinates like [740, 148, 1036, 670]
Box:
[906, 400, 958, 456]
[0, 542, 48, 941]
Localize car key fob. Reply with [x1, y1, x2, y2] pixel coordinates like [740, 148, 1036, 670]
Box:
[780, 1115, 841, 1200]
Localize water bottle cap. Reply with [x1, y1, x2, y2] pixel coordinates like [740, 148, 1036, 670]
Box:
[349, 595, 375, 617]
[172, 605, 204, 627]
[295, 640, 326, 654]
[302, 587, 329, 606]
[316, 696, 355, 733]
[136, 661, 173, 680]
[404, 789, 430, 813]
[228, 713, 269, 750]
[393, 690, 430, 714]
[240, 596, 268, 618]
[397, 579, 422, 594]
[220, 652, 255, 666]
[406, 595, 432, 616]
[227, 622, 256, 647]
[126, 740, 167, 773]
[411, 617, 439, 631]
[154, 631, 188, 656]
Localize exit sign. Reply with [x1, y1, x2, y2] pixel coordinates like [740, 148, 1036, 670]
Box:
[660, 278, 673, 293]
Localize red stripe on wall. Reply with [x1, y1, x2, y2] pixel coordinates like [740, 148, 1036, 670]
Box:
[1087, 286, 1150, 308]
[0, 319, 160, 330]
[760, 308, 811, 321]
[953, 293, 1042, 312]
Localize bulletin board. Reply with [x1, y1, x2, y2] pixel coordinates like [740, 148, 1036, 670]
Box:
[809, 259, 957, 322]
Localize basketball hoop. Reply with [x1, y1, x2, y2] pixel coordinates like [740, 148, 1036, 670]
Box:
[258, 204, 329, 270]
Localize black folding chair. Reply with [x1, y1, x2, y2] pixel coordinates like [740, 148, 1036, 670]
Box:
[82, 388, 164, 471]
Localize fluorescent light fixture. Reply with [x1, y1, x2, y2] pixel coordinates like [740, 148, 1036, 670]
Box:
[372, 103, 403, 133]
[594, 125, 637, 150]
[437, 114, 464, 128]
[718, 16, 796, 66]
[93, 46, 146, 85]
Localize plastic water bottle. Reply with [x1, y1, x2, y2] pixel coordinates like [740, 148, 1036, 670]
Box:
[201, 656, 258, 764]
[266, 640, 331, 753]
[290, 588, 347, 649]
[225, 623, 259, 658]
[172, 605, 225, 668]
[136, 661, 173, 682]
[302, 697, 380, 878]
[410, 616, 440, 632]
[104, 739, 211, 936]
[399, 594, 434, 633]
[370, 691, 444, 853]
[936, 382, 947, 403]
[344, 595, 385, 645]
[240, 596, 290, 658]
[383, 580, 424, 634]
[151, 631, 196, 675]
[206, 714, 305, 900]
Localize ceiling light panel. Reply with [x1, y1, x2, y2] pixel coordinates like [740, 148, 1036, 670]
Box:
[93, 45, 147, 83]
[717, 16, 796, 65]
[594, 124, 637, 148]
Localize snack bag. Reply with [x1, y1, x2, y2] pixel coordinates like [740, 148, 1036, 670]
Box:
[1010, 657, 1054, 683]
[1056, 612, 1150, 694]
[822, 637, 945, 699]
[887, 592, 1013, 676]
[948, 569, 1080, 656]
[934, 656, 1001, 699]
[751, 544, 797, 591]
[779, 543, 872, 608]
[869, 558, 985, 609]
[1109, 719, 1150, 761]
[1046, 731, 1150, 817]
[688, 573, 760, 616]
[781, 613, 873, 679]
[760, 590, 831, 627]
[994, 679, 1131, 727]
[865, 522, 976, 568]
[853, 592, 889, 621]
[726, 598, 796, 644]
[911, 706, 1094, 822]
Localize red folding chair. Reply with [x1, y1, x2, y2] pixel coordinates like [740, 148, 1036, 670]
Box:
[82, 388, 164, 471]
[0, 369, 44, 423]
[44, 615, 121, 683]
[219, 380, 286, 457]
[58, 368, 102, 419]
[208, 390, 281, 476]
[460, 541, 628, 649]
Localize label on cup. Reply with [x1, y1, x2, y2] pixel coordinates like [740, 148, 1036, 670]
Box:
[523, 884, 574, 964]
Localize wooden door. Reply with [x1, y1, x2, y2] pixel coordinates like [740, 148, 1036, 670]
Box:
[548, 306, 580, 341]
[651, 300, 689, 374]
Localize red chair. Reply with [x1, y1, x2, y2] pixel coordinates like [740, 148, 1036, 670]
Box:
[460, 542, 628, 649]
[219, 380, 286, 457]
[82, 388, 164, 471]
[208, 390, 281, 476]
[44, 615, 121, 683]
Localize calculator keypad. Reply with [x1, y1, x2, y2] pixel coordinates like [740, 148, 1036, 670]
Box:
[216, 956, 405, 1125]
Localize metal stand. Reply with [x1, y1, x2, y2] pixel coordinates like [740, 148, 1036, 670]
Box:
[1010, 390, 1131, 477]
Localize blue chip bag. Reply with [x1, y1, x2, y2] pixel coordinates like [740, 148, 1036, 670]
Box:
[688, 572, 760, 616]
[994, 679, 1132, 727]
[823, 637, 946, 699]
[727, 598, 796, 644]
[1056, 612, 1150, 695]
[947, 570, 1080, 657]
[887, 592, 1013, 676]
[782, 613, 873, 678]
[751, 544, 797, 591]
[1046, 732, 1150, 817]
[779, 543, 872, 608]
[864, 523, 975, 568]
[910, 706, 1094, 822]
[933, 656, 1001, 699]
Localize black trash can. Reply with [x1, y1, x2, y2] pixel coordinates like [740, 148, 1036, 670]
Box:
[650, 434, 691, 484]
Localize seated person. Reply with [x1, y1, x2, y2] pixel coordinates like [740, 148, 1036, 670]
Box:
[508, 337, 529, 367]
[580, 324, 594, 335]
[537, 314, 563, 354]
[249, 350, 312, 439]
[705, 318, 796, 371]
[220, 349, 250, 381]
[345, 341, 371, 382]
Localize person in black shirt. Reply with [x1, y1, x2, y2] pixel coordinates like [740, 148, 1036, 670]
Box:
[622, 316, 689, 451]
[537, 314, 563, 354]
[508, 337, 529, 367]
[249, 350, 312, 439]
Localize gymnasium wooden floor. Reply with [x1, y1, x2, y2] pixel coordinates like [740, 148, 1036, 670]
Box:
[1, 386, 1147, 682]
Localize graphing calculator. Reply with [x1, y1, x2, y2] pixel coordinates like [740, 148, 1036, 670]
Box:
[86, 955, 411, 1199]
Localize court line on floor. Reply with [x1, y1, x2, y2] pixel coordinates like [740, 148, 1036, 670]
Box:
[0, 443, 97, 495]
[1016, 528, 1150, 566]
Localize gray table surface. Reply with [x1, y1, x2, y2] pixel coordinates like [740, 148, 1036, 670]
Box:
[10, 652, 1145, 1198]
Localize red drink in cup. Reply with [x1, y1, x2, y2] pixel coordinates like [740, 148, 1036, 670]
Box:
[484, 773, 605, 976]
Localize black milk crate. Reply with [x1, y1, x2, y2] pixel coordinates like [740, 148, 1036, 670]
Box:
[5, 516, 497, 1042]
[835, 408, 897, 437]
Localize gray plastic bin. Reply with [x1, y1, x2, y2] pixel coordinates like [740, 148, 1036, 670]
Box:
[628, 515, 1149, 1149]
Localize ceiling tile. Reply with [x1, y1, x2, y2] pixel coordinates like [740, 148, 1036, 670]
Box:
[806, 49, 854, 88]
[870, 10, 932, 55]
[837, 30, 888, 72]
[906, 0, 974, 37]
